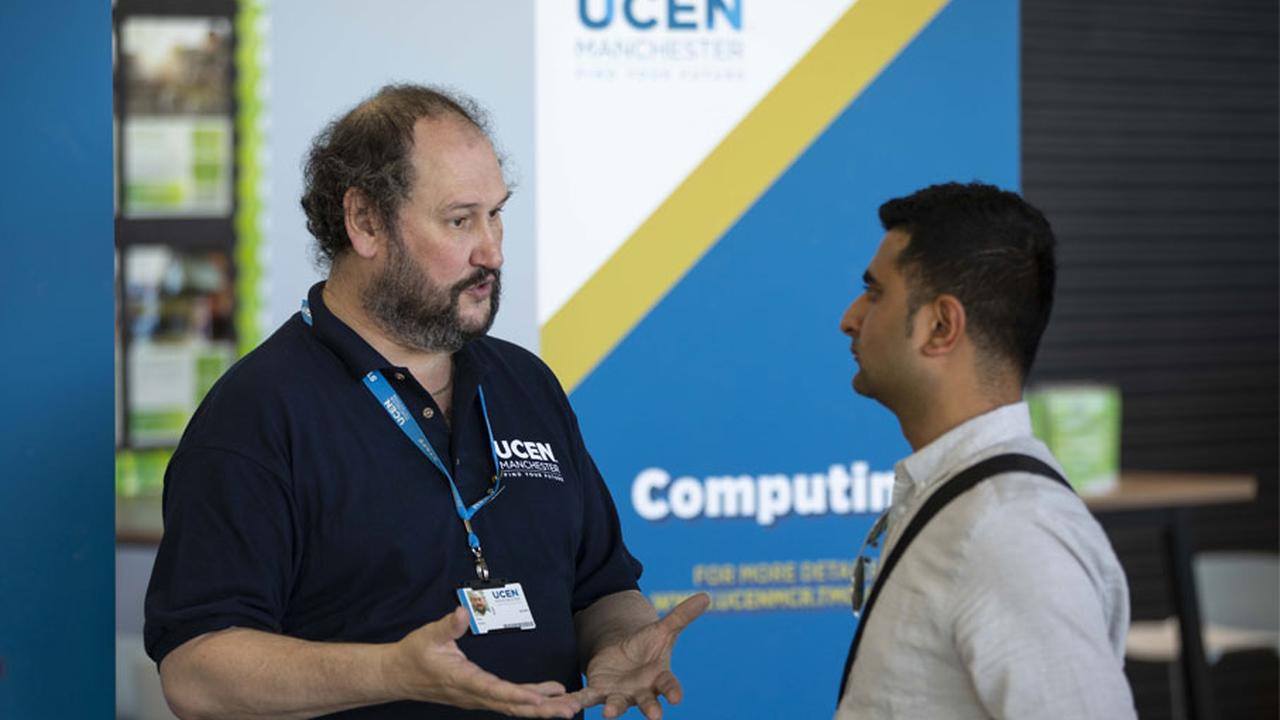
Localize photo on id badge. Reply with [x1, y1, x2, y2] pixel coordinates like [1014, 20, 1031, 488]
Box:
[457, 582, 537, 635]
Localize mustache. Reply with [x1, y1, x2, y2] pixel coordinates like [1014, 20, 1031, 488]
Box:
[452, 268, 500, 294]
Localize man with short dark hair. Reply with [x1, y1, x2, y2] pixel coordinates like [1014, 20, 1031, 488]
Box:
[145, 84, 707, 720]
[834, 183, 1135, 718]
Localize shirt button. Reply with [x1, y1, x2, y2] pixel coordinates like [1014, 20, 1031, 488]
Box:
[394, 372, 406, 382]
[422, 407, 434, 419]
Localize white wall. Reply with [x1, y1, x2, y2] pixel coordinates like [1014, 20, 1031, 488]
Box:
[265, 0, 538, 350]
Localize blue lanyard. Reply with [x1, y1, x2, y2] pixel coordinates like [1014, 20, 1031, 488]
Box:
[302, 298, 504, 580]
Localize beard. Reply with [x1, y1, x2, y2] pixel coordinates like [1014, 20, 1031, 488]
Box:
[361, 229, 501, 354]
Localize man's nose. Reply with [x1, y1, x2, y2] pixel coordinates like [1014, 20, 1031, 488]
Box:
[473, 221, 504, 269]
[840, 296, 865, 337]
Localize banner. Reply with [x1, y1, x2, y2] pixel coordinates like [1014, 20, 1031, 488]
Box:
[536, 1, 1018, 715]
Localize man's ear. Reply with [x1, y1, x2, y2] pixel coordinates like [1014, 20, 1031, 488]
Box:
[920, 294, 965, 357]
[343, 187, 384, 259]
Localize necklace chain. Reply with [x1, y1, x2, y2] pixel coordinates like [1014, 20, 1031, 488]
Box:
[429, 375, 453, 396]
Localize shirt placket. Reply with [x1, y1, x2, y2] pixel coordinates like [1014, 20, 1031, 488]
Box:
[384, 367, 455, 476]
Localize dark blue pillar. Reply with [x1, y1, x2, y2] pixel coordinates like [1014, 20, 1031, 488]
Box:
[0, 3, 115, 717]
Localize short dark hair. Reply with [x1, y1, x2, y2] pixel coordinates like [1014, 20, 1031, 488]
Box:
[879, 182, 1056, 381]
[301, 84, 491, 266]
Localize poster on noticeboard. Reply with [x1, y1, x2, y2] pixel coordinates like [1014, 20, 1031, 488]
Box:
[120, 16, 233, 218]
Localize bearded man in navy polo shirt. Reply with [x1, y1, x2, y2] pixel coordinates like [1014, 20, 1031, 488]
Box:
[145, 84, 708, 720]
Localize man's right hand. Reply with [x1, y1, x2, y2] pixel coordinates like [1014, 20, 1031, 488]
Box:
[383, 606, 582, 718]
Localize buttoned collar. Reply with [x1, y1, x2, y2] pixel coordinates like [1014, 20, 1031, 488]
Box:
[305, 281, 489, 390]
[892, 402, 1034, 508]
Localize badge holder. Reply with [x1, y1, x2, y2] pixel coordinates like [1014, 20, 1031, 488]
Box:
[457, 578, 536, 635]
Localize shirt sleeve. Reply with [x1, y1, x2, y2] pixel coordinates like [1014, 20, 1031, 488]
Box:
[950, 503, 1136, 720]
[562, 400, 644, 613]
[143, 445, 298, 664]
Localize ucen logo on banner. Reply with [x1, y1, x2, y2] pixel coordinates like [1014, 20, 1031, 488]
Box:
[578, 0, 742, 31]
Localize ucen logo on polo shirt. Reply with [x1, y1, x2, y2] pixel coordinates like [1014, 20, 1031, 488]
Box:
[493, 439, 564, 482]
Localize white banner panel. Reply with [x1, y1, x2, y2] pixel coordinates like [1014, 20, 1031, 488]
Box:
[535, 0, 851, 322]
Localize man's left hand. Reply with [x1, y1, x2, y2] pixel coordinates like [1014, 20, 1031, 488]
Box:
[577, 593, 711, 719]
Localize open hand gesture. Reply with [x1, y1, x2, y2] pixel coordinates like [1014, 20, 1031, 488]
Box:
[579, 593, 711, 719]
[387, 606, 582, 718]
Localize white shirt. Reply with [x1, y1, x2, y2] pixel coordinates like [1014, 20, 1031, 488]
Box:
[835, 403, 1136, 720]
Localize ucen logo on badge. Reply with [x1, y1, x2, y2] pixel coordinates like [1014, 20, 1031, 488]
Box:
[493, 439, 564, 482]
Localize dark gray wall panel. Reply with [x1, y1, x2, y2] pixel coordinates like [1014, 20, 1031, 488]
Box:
[1022, 0, 1277, 716]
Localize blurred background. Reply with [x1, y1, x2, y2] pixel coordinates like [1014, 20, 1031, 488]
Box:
[1, 0, 1275, 718]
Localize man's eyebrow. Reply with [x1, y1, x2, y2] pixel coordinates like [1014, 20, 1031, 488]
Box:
[443, 190, 513, 213]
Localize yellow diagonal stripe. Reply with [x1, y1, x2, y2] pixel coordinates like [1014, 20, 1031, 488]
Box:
[542, 0, 950, 392]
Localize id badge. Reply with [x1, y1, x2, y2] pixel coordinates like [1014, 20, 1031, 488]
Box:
[457, 581, 536, 635]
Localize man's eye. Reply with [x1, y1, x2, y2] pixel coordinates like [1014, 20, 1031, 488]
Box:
[451, 217, 468, 228]
[489, 207, 504, 219]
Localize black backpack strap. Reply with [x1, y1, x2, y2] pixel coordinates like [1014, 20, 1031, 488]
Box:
[835, 453, 1069, 705]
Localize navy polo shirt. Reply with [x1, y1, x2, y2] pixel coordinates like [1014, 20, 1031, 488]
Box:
[145, 282, 642, 719]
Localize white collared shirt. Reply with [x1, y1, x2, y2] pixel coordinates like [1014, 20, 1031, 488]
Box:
[836, 403, 1136, 720]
